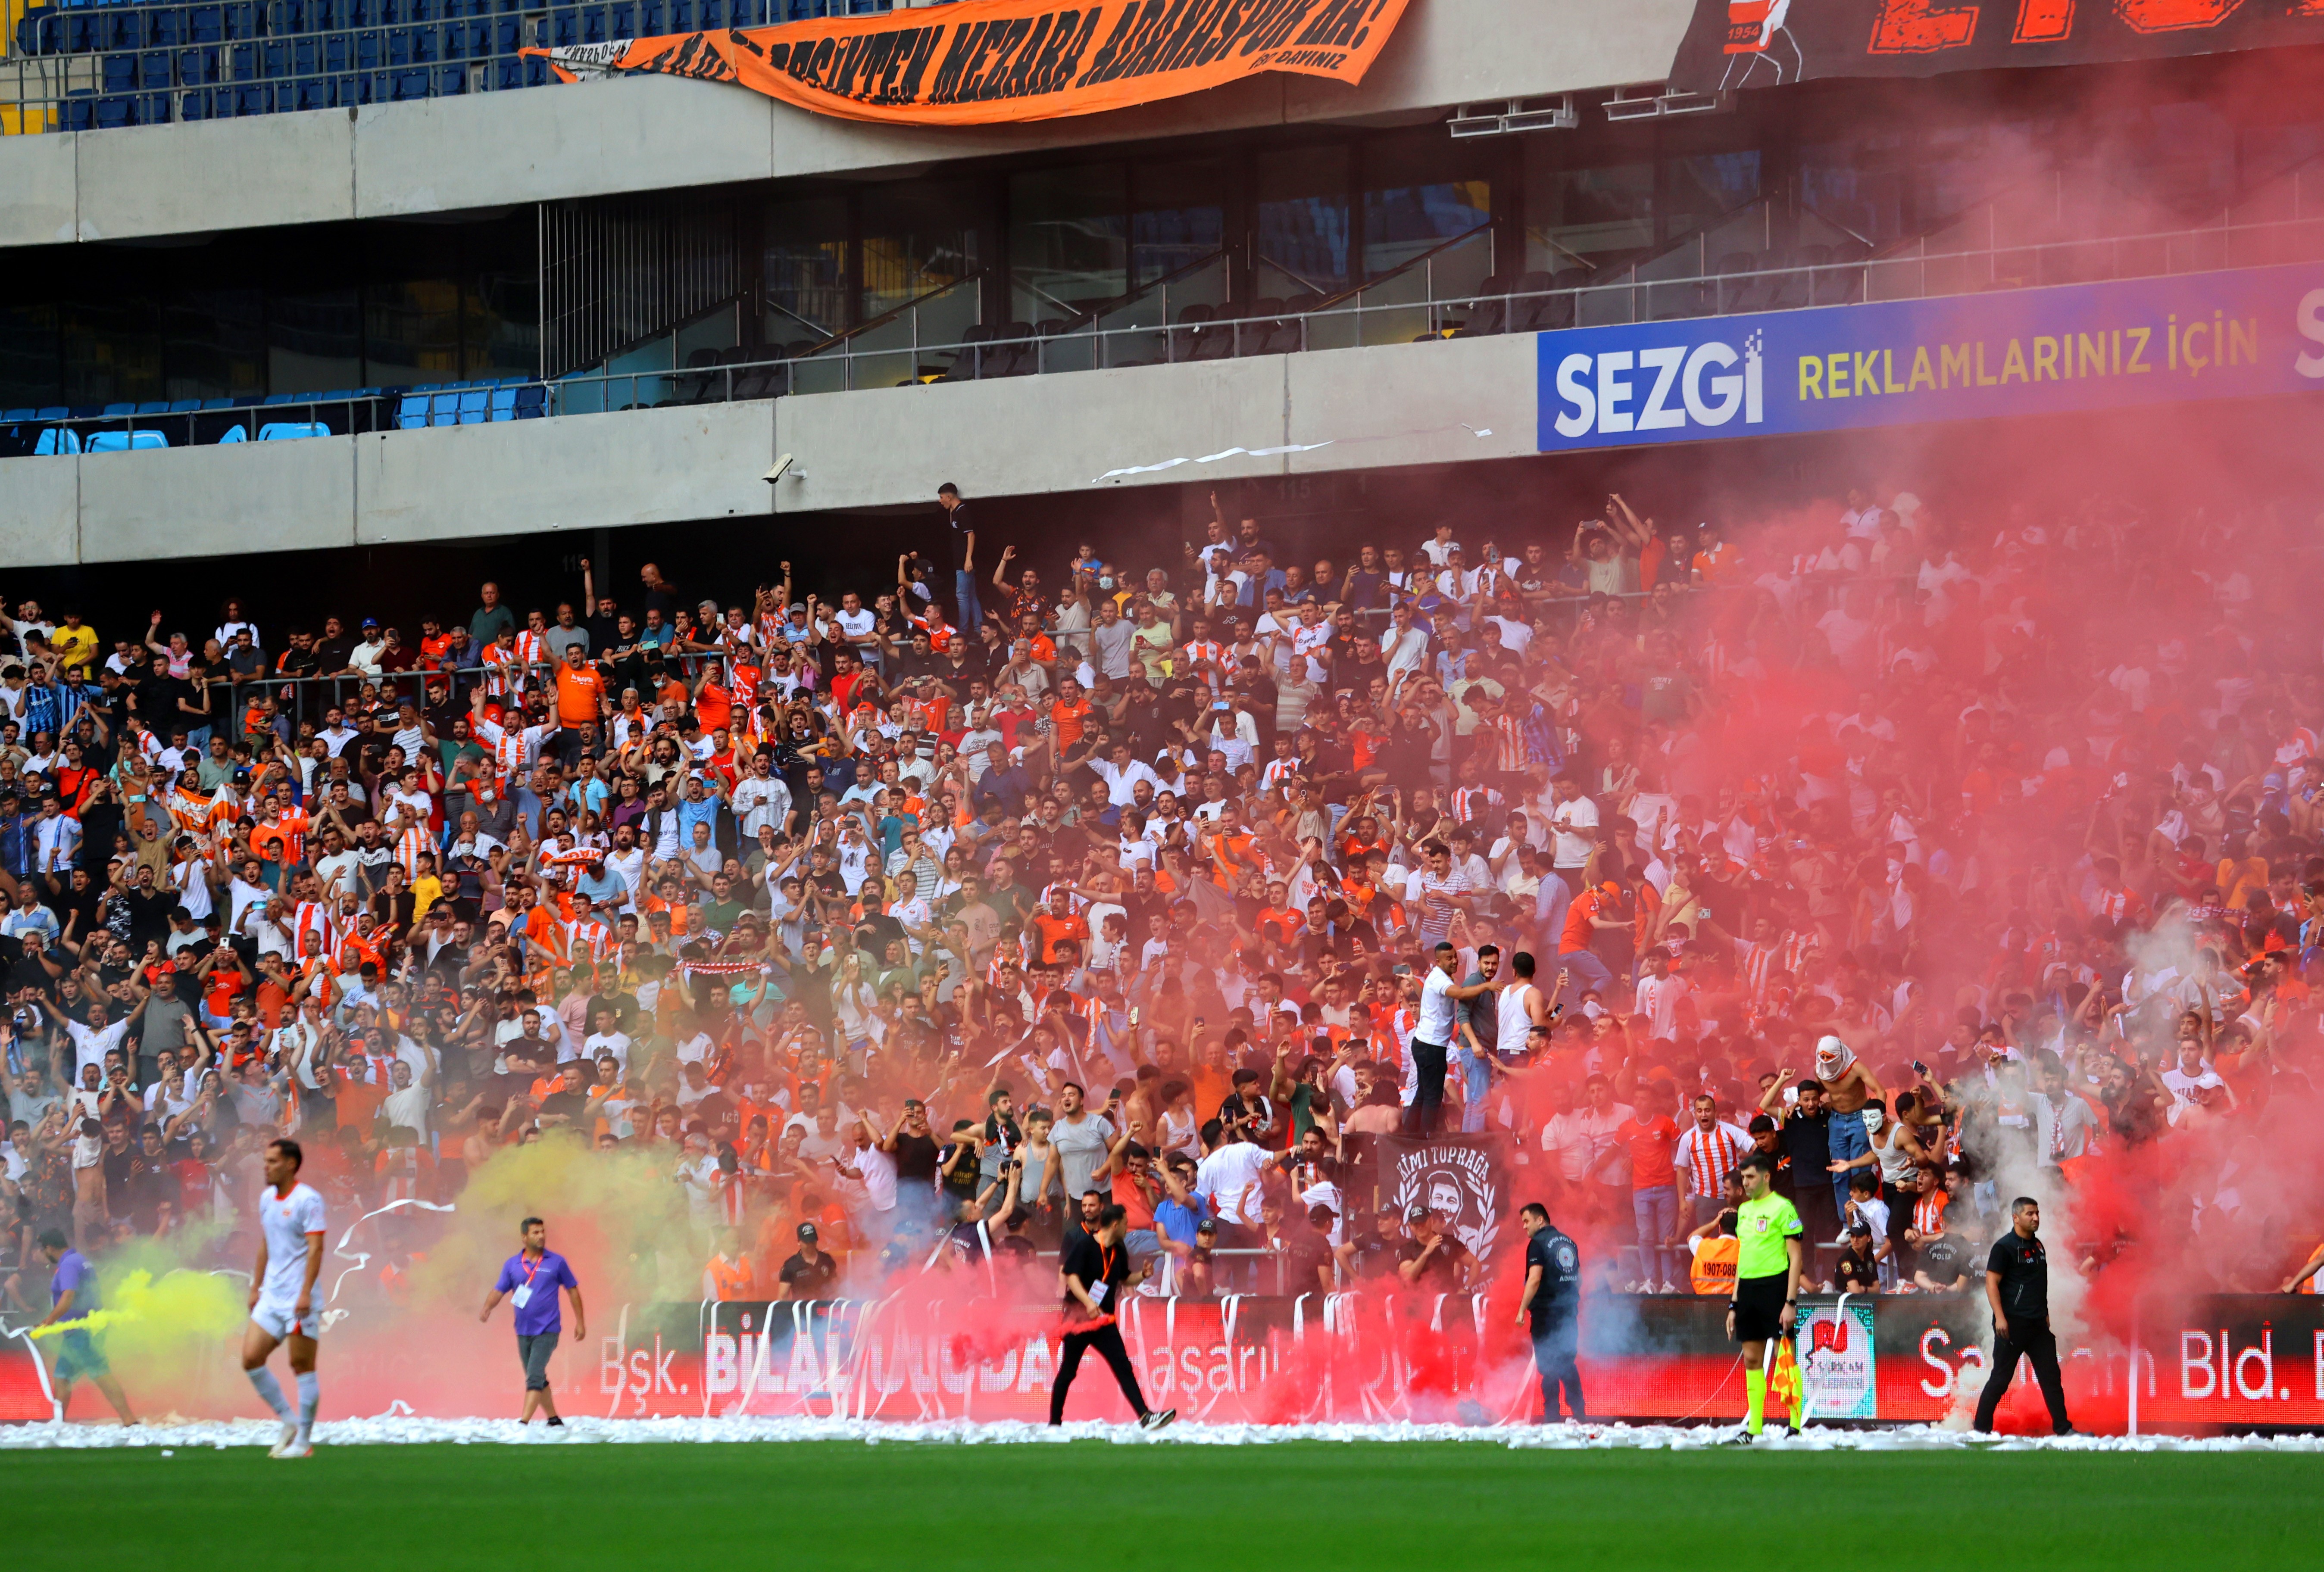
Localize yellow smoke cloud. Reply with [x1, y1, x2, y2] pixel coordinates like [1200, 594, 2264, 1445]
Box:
[402, 1135, 707, 1309]
[29, 1267, 245, 1363]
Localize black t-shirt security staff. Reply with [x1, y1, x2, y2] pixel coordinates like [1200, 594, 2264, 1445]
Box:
[1987, 1232, 2049, 1319]
[1524, 1227, 1582, 1334]
[1059, 1228, 1127, 1323]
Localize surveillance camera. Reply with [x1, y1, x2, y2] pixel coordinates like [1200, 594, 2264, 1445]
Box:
[765, 452, 796, 485]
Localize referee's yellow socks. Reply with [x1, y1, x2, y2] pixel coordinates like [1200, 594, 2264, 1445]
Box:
[1744, 1368, 1767, 1435]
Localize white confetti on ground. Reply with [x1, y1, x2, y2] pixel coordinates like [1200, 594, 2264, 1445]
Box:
[6, 1416, 2324, 1452]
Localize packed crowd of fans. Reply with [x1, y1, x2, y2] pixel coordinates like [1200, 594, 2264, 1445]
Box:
[2, 474, 2321, 1312]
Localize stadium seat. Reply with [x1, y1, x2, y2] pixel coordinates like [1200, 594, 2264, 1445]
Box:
[512, 384, 545, 418]
[258, 422, 329, 440]
[217, 424, 248, 442]
[34, 428, 82, 454]
[102, 401, 134, 417]
[86, 429, 170, 452]
[454, 388, 489, 423]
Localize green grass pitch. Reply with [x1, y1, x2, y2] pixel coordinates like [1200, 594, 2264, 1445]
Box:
[13, 1441, 2316, 1568]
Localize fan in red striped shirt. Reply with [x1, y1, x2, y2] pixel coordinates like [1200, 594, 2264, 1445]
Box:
[1673, 1095, 1754, 1228]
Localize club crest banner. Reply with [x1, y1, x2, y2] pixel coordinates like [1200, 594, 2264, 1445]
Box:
[1669, 0, 2324, 95]
[530, 0, 1411, 125]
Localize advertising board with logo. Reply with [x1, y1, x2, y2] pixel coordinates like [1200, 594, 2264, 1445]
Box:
[1537, 263, 2324, 454]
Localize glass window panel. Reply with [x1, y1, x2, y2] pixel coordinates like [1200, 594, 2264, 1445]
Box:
[464, 267, 540, 382]
[862, 180, 980, 323]
[0, 304, 60, 410]
[1799, 133, 1907, 247]
[1361, 134, 1491, 280]
[765, 196, 853, 342]
[1662, 150, 1762, 242]
[62, 295, 163, 407]
[1523, 156, 1653, 271]
[1131, 159, 1224, 287]
[365, 279, 462, 390]
[1254, 145, 1350, 296]
[164, 289, 266, 402]
[1009, 164, 1127, 323]
[268, 290, 362, 397]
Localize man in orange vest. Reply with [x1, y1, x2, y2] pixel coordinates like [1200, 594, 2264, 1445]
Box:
[703, 1227, 755, 1301]
[1687, 1179, 1743, 1296]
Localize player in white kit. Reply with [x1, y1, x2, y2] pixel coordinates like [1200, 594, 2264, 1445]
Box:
[243, 1138, 327, 1458]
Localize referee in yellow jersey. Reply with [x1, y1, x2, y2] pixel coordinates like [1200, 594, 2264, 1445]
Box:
[1727, 1151, 1805, 1440]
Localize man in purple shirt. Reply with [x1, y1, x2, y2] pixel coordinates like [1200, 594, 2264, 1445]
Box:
[33, 1229, 137, 1424]
[478, 1216, 585, 1427]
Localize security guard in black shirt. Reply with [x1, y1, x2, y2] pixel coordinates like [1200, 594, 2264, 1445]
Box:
[1973, 1196, 2074, 1435]
[1516, 1202, 1588, 1422]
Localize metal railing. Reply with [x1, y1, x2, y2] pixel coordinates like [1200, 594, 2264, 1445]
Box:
[15, 206, 2324, 452]
[0, 0, 918, 132]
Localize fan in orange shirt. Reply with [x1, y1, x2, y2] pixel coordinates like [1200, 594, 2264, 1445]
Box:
[553, 648, 608, 730]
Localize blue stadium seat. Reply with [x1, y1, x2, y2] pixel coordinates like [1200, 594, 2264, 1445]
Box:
[455, 387, 489, 423]
[488, 386, 517, 420]
[258, 422, 329, 440]
[144, 7, 181, 46]
[138, 50, 171, 88]
[217, 424, 248, 443]
[94, 94, 134, 127]
[391, 66, 426, 96]
[513, 383, 545, 418]
[260, 38, 285, 75]
[387, 25, 411, 61]
[293, 37, 318, 75]
[181, 47, 219, 81]
[34, 429, 82, 455]
[189, 4, 222, 40]
[199, 398, 231, 409]
[168, 399, 202, 412]
[101, 52, 133, 89]
[0, 409, 29, 421]
[86, 430, 169, 452]
[102, 401, 134, 416]
[222, 0, 256, 37]
[550, 7, 574, 44]
[606, 0, 631, 33]
[395, 391, 431, 429]
[134, 400, 169, 414]
[427, 390, 460, 425]
[356, 30, 380, 67]
[36, 406, 68, 420]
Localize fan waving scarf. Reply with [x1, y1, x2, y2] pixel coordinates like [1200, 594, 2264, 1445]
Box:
[530, 0, 1412, 125]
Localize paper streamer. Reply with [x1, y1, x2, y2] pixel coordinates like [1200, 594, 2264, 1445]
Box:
[329, 1198, 459, 1303]
[1087, 420, 1499, 486]
[1091, 442, 1333, 485]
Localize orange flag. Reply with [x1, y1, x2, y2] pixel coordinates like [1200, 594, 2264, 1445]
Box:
[532, 0, 1412, 126]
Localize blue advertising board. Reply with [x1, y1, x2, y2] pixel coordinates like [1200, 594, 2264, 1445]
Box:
[1535, 262, 2324, 452]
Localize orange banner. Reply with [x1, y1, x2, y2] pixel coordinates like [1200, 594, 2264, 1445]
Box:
[530, 0, 1411, 125]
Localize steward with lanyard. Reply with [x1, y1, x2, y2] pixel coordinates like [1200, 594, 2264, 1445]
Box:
[479, 1215, 586, 1428]
[1050, 1203, 1174, 1431]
